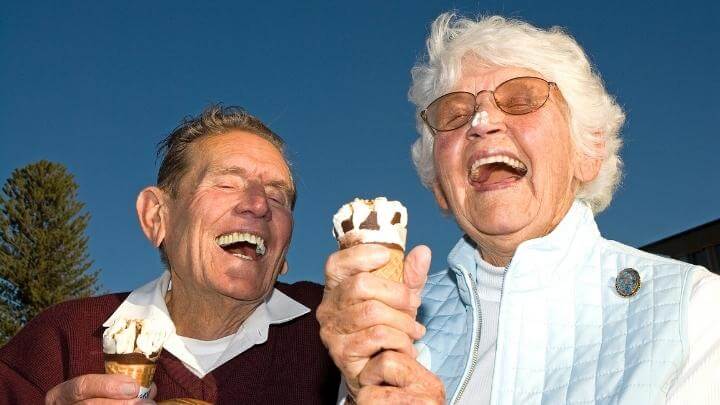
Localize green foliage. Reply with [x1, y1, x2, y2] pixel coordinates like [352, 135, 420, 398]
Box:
[0, 160, 100, 345]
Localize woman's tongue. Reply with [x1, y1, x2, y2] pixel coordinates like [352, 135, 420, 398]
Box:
[470, 163, 523, 186]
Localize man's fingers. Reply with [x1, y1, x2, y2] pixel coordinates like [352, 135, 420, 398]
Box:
[74, 399, 152, 405]
[45, 374, 140, 404]
[356, 386, 440, 405]
[325, 245, 390, 289]
[404, 245, 431, 292]
[336, 272, 420, 313]
[336, 299, 425, 340]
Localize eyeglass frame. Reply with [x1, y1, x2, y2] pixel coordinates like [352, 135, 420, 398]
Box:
[419, 76, 559, 133]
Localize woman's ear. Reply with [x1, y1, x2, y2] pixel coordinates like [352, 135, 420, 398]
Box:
[431, 181, 450, 212]
[575, 155, 602, 183]
[136, 186, 168, 248]
[574, 133, 605, 183]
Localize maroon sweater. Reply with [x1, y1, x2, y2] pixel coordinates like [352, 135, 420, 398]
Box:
[0, 281, 340, 404]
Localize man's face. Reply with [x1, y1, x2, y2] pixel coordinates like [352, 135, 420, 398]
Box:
[162, 131, 294, 303]
[432, 60, 591, 255]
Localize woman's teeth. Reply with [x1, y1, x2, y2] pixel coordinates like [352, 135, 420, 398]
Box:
[470, 155, 528, 174]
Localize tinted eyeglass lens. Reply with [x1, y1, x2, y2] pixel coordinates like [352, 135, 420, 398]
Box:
[425, 92, 476, 131]
[495, 77, 550, 115]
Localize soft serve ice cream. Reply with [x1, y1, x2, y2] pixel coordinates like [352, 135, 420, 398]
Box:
[332, 197, 408, 282]
[103, 318, 169, 398]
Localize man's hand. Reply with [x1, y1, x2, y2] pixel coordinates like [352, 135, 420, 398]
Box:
[45, 374, 156, 404]
[356, 351, 445, 404]
[316, 243, 431, 397]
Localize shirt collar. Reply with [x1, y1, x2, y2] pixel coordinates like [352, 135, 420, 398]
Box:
[103, 271, 310, 376]
[102, 271, 175, 331]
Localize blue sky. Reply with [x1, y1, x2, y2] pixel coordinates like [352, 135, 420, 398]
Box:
[2, 1, 719, 292]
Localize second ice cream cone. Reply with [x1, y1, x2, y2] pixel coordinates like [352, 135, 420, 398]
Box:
[104, 360, 156, 387]
[104, 353, 156, 398]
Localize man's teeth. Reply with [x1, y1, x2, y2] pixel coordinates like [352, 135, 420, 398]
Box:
[215, 232, 266, 256]
[470, 155, 527, 173]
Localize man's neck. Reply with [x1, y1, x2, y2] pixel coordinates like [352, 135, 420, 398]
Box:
[164, 279, 262, 341]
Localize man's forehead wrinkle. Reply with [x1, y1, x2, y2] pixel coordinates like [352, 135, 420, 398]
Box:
[208, 165, 249, 176]
[208, 165, 293, 191]
[266, 179, 294, 194]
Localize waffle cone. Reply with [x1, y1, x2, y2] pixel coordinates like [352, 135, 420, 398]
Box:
[371, 246, 404, 282]
[104, 360, 156, 388]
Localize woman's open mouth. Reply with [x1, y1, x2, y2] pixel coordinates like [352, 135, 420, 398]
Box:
[468, 154, 528, 191]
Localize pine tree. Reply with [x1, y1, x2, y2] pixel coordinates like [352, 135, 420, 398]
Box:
[0, 160, 101, 345]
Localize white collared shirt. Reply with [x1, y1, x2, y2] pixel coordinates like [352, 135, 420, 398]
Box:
[103, 271, 310, 378]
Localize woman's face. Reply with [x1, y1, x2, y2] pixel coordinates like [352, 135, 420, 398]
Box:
[431, 59, 600, 263]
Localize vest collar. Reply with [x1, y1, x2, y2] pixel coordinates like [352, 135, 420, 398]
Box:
[446, 200, 600, 304]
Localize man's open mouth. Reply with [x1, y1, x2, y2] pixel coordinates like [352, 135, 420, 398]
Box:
[215, 232, 266, 261]
[469, 154, 528, 188]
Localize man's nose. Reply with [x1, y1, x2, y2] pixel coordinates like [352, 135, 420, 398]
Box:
[233, 182, 271, 219]
[467, 92, 506, 138]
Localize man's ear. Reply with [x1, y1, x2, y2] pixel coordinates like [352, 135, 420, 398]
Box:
[280, 260, 289, 275]
[431, 180, 450, 212]
[136, 186, 168, 248]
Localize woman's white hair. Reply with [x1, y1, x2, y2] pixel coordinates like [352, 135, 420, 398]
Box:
[409, 13, 625, 213]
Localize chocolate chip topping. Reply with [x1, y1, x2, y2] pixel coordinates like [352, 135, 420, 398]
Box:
[391, 212, 402, 225]
[341, 218, 353, 233]
[359, 211, 379, 230]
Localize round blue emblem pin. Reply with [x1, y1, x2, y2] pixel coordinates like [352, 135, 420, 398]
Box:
[615, 268, 641, 297]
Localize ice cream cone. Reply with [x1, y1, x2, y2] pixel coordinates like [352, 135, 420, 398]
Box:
[104, 360, 156, 387]
[371, 245, 404, 282]
[333, 197, 407, 283]
[104, 352, 157, 398]
[103, 318, 168, 399]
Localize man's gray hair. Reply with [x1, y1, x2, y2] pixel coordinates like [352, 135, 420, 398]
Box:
[157, 103, 296, 208]
[409, 13, 625, 213]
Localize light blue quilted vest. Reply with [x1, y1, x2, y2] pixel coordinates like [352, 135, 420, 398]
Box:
[416, 201, 696, 404]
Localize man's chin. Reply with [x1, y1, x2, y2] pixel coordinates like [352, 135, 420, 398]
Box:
[213, 267, 277, 299]
[212, 279, 271, 302]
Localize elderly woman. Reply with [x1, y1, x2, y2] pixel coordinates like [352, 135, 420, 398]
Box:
[317, 12, 720, 405]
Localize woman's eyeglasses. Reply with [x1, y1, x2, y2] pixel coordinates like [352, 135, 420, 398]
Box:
[420, 76, 557, 132]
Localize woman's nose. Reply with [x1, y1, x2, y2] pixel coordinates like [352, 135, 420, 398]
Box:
[467, 93, 506, 138]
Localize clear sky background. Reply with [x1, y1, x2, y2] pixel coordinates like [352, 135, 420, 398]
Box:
[2, 1, 718, 292]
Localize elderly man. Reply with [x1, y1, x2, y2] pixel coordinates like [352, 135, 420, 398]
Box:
[0, 105, 339, 403]
[318, 12, 720, 405]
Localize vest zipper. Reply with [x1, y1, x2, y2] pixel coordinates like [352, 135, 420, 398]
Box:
[453, 262, 511, 404]
[452, 272, 482, 404]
